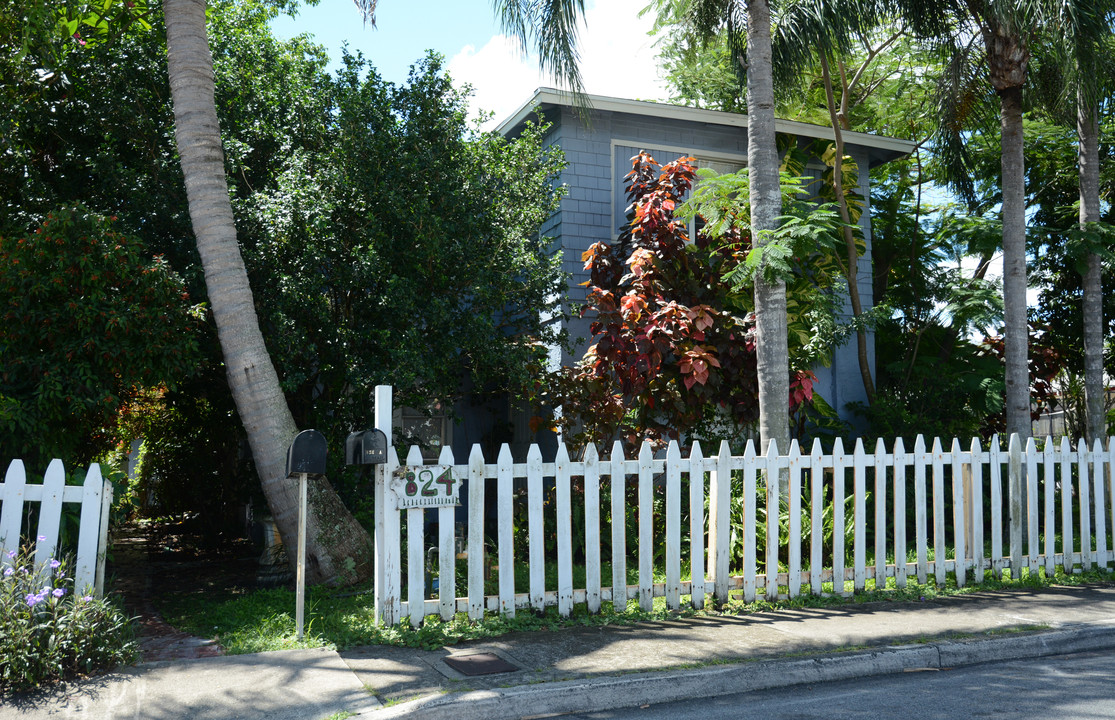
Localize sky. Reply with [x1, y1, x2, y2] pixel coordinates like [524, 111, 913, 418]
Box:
[270, 0, 670, 129]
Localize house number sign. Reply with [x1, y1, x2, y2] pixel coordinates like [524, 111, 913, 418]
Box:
[389, 465, 461, 508]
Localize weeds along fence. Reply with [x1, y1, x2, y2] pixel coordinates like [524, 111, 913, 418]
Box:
[372, 430, 1115, 627]
[0, 459, 113, 597]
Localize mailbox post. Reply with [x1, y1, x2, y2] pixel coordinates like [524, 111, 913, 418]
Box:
[286, 429, 327, 641]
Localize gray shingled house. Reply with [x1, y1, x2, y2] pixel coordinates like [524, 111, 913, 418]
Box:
[421, 89, 914, 460]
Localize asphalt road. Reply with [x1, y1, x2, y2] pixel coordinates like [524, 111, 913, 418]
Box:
[559, 650, 1115, 719]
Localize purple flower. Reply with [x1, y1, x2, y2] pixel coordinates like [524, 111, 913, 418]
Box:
[49, 559, 61, 569]
[25, 593, 40, 607]
[5, 550, 14, 559]
[81, 595, 93, 603]
[37, 535, 47, 542]
[52, 588, 66, 598]
[3, 567, 13, 577]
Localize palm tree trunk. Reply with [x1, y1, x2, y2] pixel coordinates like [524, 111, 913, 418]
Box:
[998, 83, 1030, 440]
[1079, 95, 1104, 445]
[163, 0, 373, 585]
[747, 0, 790, 458]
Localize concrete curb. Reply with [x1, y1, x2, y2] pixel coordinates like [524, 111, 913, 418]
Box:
[363, 625, 1115, 720]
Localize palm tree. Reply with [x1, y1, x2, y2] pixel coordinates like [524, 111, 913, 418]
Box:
[163, 0, 373, 585]
[928, 0, 1111, 441]
[651, 0, 790, 456]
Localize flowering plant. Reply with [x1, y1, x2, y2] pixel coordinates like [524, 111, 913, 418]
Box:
[1, 540, 136, 694]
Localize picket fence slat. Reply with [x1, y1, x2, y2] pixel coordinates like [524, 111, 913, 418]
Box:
[527, 445, 544, 612]
[893, 438, 907, 588]
[788, 441, 802, 599]
[714, 440, 731, 602]
[665, 442, 681, 610]
[497, 445, 515, 616]
[689, 443, 705, 609]
[33, 460, 67, 574]
[832, 438, 847, 595]
[1093, 440, 1108, 570]
[437, 446, 456, 621]
[467, 445, 485, 621]
[1080, 440, 1093, 571]
[405, 446, 424, 628]
[971, 438, 984, 581]
[810, 439, 825, 596]
[373, 421, 1115, 626]
[743, 441, 757, 602]
[610, 441, 627, 611]
[873, 438, 887, 590]
[1042, 439, 1055, 578]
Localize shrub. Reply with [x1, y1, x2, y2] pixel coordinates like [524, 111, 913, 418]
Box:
[0, 541, 137, 695]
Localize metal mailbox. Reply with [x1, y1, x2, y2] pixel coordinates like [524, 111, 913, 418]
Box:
[286, 429, 328, 477]
[345, 428, 388, 466]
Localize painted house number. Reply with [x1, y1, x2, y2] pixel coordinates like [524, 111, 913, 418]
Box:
[389, 465, 461, 508]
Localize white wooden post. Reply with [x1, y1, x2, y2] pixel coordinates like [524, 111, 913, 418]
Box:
[33, 460, 66, 574]
[990, 436, 1004, 579]
[971, 438, 984, 583]
[851, 440, 866, 593]
[406, 445, 425, 627]
[788, 440, 802, 599]
[931, 437, 945, 586]
[637, 441, 654, 612]
[810, 439, 825, 595]
[1060, 437, 1073, 573]
[74, 464, 105, 595]
[527, 444, 545, 612]
[1079, 438, 1092, 571]
[742, 440, 757, 602]
[766, 440, 781, 600]
[665, 441, 681, 610]
[95, 477, 112, 599]
[951, 439, 966, 588]
[873, 438, 887, 591]
[893, 437, 908, 589]
[497, 444, 515, 616]
[714, 440, 732, 603]
[556, 443, 574, 616]
[914, 435, 928, 585]
[609, 441, 627, 611]
[437, 446, 456, 621]
[1092, 439, 1107, 570]
[0, 460, 27, 561]
[467, 445, 485, 620]
[373, 385, 397, 625]
[1026, 437, 1039, 575]
[1042, 438, 1055, 577]
[832, 438, 846, 595]
[296, 470, 308, 639]
[584, 444, 602, 613]
[689, 442, 705, 609]
[1008, 433, 1023, 579]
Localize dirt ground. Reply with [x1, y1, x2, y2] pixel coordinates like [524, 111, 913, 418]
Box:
[107, 519, 263, 662]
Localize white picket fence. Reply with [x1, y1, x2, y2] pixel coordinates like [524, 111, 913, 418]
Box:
[372, 428, 1114, 627]
[0, 459, 114, 597]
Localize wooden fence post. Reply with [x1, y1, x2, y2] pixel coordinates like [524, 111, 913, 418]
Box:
[1008, 433, 1023, 579]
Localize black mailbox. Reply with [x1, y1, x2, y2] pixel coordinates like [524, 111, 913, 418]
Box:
[345, 429, 388, 466]
[286, 429, 328, 477]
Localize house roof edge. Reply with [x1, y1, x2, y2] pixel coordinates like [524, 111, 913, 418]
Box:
[496, 88, 917, 165]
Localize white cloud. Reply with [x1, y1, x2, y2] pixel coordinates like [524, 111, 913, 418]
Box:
[448, 0, 669, 130]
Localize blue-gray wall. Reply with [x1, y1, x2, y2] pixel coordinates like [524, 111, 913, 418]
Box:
[543, 106, 878, 428]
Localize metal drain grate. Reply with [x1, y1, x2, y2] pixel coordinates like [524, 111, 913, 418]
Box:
[443, 652, 520, 676]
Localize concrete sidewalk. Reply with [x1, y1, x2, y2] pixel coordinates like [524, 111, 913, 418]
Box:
[4, 584, 1115, 720]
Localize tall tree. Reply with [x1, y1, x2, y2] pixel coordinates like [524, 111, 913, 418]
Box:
[163, 0, 372, 585]
[652, 0, 791, 455]
[929, 0, 1112, 440]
